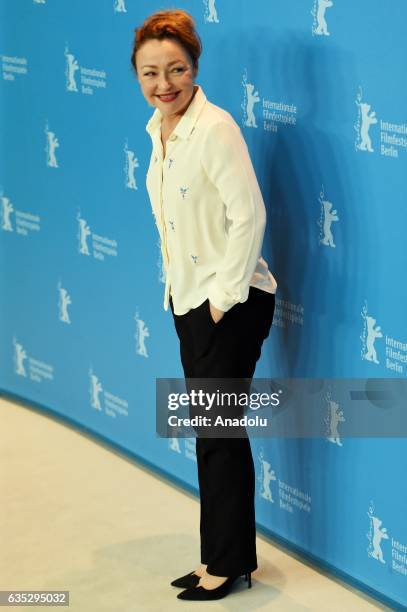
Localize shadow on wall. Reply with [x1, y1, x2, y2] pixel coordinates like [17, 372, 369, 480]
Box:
[233, 31, 372, 378]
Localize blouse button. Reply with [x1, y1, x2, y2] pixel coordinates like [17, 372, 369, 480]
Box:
[169, 134, 177, 141]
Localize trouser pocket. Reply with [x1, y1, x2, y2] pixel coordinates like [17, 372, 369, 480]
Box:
[204, 298, 227, 327]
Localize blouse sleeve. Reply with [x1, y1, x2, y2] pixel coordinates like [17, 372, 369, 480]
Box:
[200, 119, 267, 312]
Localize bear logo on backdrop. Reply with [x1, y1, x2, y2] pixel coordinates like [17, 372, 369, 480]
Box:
[76, 211, 118, 261]
[241, 69, 298, 134]
[257, 448, 312, 514]
[367, 502, 407, 576]
[355, 86, 407, 159]
[323, 390, 345, 446]
[113, 0, 127, 14]
[242, 76, 260, 129]
[13, 337, 54, 383]
[367, 502, 389, 564]
[311, 0, 334, 37]
[89, 369, 129, 418]
[58, 282, 72, 324]
[258, 448, 277, 502]
[360, 301, 383, 365]
[1, 191, 14, 232]
[134, 310, 149, 358]
[169, 438, 182, 453]
[355, 87, 377, 153]
[203, 0, 220, 24]
[1, 190, 41, 235]
[168, 438, 197, 462]
[124, 141, 139, 190]
[65, 46, 79, 92]
[65, 44, 107, 96]
[89, 369, 103, 411]
[361, 301, 407, 374]
[45, 122, 60, 168]
[77, 212, 91, 256]
[317, 185, 339, 248]
[13, 338, 28, 377]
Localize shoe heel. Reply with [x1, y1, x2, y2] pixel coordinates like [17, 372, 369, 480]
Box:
[244, 572, 252, 588]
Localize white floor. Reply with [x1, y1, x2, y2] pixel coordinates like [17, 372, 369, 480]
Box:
[0, 395, 392, 612]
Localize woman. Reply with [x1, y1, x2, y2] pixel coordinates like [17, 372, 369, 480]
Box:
[131, 9, 277, 602]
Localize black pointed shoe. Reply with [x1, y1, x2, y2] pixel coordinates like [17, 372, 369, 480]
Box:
[177, 572, 252, 600]
[170, 570, 201, 588]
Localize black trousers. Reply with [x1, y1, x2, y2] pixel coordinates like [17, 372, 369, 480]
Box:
[169, 286, 275, 576]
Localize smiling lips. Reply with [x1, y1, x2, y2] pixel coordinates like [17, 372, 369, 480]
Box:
[157, 92, 180, 102]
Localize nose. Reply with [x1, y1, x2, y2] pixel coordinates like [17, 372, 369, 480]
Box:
[156, 73, 173, 92]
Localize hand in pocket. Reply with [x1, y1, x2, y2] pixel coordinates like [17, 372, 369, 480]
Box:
[208, 300, 225, 324]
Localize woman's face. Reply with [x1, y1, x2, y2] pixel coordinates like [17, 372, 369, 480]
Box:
[136, 38, 198, 123]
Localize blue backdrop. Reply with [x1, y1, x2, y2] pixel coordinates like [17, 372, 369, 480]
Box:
[1, 1, 406, 608]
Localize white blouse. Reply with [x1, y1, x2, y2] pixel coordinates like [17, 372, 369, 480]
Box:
[145, 84, 277, 315]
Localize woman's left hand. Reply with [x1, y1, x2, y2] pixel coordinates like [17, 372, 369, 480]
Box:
[209, 301, 225, 324]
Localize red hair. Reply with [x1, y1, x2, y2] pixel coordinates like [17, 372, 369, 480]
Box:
[131, 9, 202, 76]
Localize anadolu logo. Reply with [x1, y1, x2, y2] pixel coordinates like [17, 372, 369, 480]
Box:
[354, 87, 377, 153]
[311, 0, 333, 37]
[45, 121, 60, 168]
[360, 300, 383, 365]
[113, 0, 127, 13]
[241, 69, 297, 133]
[317, 184, 339, 248]
[203, 0, 219, 23]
